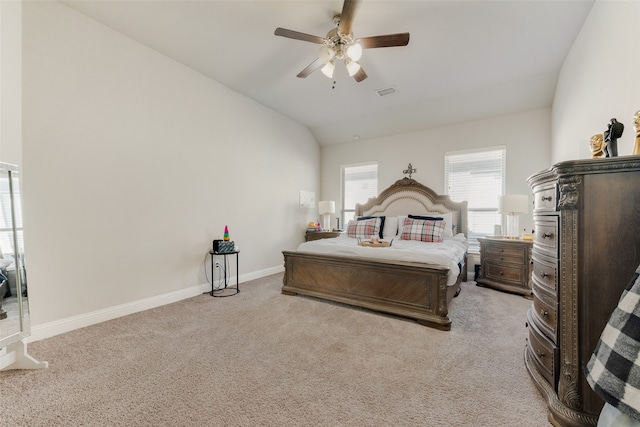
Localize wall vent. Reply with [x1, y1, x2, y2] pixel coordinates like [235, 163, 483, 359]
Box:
[374, 86, 398, 97]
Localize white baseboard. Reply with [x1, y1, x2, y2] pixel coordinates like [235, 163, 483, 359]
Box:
[27, 265, 284, 343]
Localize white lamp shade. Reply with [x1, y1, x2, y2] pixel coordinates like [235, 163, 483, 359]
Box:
[318, 46, 335, 64]
[318, 201, 335, 215]
[321, 61, 335, 78]
[346, 60, 361, 76]
[347, 43, 362, 61]
[498, 194, 529, 215]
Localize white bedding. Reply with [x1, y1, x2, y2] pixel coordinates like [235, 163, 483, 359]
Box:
[296, 234, 469, 287]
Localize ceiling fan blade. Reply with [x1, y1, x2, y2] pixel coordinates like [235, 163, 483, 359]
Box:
[274, 27, 325, 44]
[297, 58, 324, 78]
[353, 67, 367, 83]
[357, 33, 410, 49]
[338, 0, 361, 36]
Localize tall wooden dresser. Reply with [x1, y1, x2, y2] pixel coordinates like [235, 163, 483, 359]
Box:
[525, 157, 640, 427]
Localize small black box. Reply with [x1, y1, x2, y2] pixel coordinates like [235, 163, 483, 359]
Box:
[213, 239, 235, 253]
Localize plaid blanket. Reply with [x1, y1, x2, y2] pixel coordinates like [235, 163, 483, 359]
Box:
[585, 265, 640, 421]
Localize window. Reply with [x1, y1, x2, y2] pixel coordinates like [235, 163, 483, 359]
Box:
[341, 162, 378, 227]
[444, 146, 506, 251]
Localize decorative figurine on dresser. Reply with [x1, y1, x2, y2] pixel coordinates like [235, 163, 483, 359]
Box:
[476, 237, 533, 297]
[603, 118, 624, 157]
[525, 157, 640, 427]
[589, 134, 606, 159]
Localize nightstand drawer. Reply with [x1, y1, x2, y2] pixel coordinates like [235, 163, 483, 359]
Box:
[485, 244, 527, 264]
[527, 309, 558, 386]
[305, 231, 341, 241]
[485, 262, 525, 284]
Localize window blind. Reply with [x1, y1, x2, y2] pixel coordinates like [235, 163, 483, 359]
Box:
[444, 146, 506, 251]
[341, 162, 378, 226]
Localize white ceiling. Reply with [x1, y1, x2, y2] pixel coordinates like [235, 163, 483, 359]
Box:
[61, 0, 595, 146]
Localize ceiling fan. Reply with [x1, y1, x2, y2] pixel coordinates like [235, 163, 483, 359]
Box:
[274, 0, 410, 83]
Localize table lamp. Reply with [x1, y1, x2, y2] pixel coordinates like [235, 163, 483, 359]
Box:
[318, 201, 335, 232]
[498, 194, 529, 239]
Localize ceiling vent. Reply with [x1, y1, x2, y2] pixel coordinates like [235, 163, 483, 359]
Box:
[375, 86, 398, 97]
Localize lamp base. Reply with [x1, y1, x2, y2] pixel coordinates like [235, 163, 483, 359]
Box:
[322, 214, 331, 232]
[505, 214, 520, 239]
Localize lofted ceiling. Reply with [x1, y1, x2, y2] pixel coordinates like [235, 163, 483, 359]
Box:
[61, 0, 595, 146]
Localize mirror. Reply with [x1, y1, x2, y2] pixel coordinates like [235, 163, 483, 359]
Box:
[0, 162, 30, 349]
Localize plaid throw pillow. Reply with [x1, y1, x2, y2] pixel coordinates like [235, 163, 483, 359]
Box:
[346, 217, 382, 239]
[400, 217, 445, 242]
[585, 264, 640, 421]
[357, 216, 385, 239]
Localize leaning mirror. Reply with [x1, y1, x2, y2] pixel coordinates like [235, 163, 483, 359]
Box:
[0, 162, 30, 349]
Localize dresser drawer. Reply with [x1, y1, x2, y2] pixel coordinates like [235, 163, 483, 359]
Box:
[531, 254, 558, 294]
[485, 244, 527, 264]
[533, 217, 559, 258]
[532, 286, 557, 342]
[533, 184, 557, 212]
[485, 262, 525, 285]
[527, 309, 558, 387]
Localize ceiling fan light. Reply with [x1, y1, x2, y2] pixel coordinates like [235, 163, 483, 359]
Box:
[347, 43, 363, 61]
[318, 46, 335, 64]
[321, 61, 335, 78]
[346, 60, 361, 77]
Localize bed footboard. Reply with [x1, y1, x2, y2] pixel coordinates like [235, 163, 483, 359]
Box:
[282, 251, 461, 330]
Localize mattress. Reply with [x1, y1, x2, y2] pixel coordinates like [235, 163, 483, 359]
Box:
[296, 233, 468, 287]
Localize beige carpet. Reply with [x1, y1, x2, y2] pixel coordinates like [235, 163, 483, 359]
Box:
[1, 273, 551, 426]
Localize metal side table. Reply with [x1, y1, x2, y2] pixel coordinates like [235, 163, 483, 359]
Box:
[209, 250, 239, 297]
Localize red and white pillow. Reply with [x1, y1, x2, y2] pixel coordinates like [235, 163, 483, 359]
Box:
[399, 217, 446, 242]
[346, 217, 382, 239]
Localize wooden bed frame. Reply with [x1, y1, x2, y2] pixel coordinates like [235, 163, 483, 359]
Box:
[282, 178, 468, 330]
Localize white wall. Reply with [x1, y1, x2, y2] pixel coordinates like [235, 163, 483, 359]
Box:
[0, 0, 22, 165]
[21, 1, 319, 333]
[321, 108, 552, 236]
[19, 0, 622, 338]
[552, 0, 640, 162]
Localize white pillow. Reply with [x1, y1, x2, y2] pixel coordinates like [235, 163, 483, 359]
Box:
[396, 215, 407, 236]
[382, 216, 398, 239]
[439, 212, 454, 237]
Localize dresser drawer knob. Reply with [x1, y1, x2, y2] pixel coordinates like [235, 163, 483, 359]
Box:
[542, 232, 553, 239]
[542, 196, 552, 202]
[540, 272, 549, 278]
[499, 270, 504, 276]
[540, 309, 548, 317]
[499, 256, 504, 261]
[536, 350, 545, 358]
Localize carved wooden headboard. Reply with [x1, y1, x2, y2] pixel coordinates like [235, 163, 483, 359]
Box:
[355, 178, 468, 237]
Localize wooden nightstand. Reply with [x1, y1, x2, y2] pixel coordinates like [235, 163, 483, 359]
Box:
[476, 237, 533, 297]
[305, 231, 341, 241]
